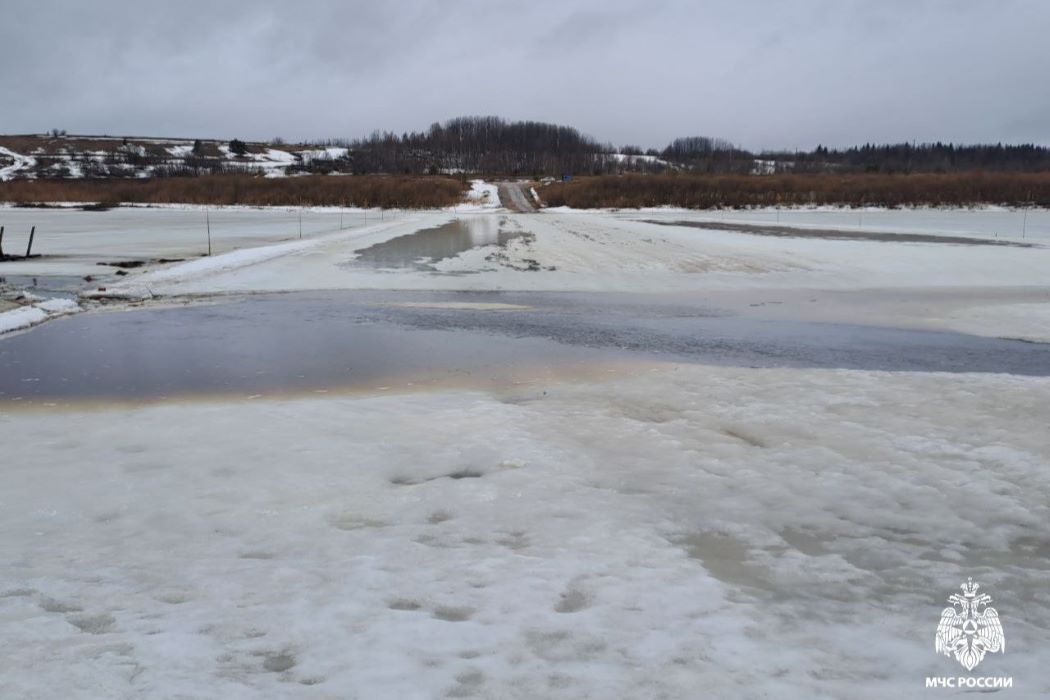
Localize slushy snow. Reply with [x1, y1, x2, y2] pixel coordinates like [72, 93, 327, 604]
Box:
[459, 180, 502, 210]
[0, 298, 79, 335]
[1, 364, 1047, 698]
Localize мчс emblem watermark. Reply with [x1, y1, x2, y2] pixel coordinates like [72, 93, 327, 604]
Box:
[926, 578, 1013, 690]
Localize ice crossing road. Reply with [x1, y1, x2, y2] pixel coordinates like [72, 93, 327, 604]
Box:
[497, 181, 537, 213]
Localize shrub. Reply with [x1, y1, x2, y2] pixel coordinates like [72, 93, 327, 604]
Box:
[538, 173, 1050, 209]
[0, 175, 467, 209]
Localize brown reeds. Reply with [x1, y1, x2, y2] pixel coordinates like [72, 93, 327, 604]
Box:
[0, 175, 467, 209]
[538, 173, 1050, 209]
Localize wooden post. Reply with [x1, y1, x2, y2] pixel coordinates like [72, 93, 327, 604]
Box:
[25, 226, 35, 257]
[299, 209, 303, 240]
[0, 225, 5, 257]
[206, 209, 212, 256]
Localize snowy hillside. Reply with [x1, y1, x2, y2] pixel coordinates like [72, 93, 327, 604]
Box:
[0, 134, 350, 181]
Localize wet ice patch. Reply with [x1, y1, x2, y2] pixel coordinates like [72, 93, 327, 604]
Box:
[382, 301, 532, 310]
[67, 613, 116, 635]
[347, 217, 526, 271]
[260, 650, 297, 673]
[0, 297, 80, 335]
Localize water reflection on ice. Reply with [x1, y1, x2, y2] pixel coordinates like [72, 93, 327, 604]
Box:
[348, 217, 526, 270]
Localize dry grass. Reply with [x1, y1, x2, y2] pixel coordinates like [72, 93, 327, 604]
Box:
[0, 135, 133, 155]
[538, 173, 1050, 209]
[0, 175, 467, 209]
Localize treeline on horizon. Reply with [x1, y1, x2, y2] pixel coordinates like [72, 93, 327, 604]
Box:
[5, 116, 1050, 179]
[336, 117, 1050, 176]
[4, 116, 1050, 209]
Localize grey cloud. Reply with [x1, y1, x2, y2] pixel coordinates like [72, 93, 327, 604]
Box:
[1, 0, 1048, 149]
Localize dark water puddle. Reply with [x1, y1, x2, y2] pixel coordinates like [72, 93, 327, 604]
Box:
[0, 295, 605, 402]
[347, 217, 527, 270]
[0, 274, 91, 299]
[1, 290, 1048, 402]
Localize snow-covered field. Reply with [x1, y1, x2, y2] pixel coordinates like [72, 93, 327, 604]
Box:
[0, 139, 343, 180]
[2, 194, 1049, 698]
[2, 364, 1048, 698]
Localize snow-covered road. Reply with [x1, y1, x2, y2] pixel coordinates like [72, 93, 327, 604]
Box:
[496, 181, 537, 213]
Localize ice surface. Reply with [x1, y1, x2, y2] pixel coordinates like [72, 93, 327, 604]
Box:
[932, 301, 1050, 343]
[87, 218, 418, 299]
[0, 305, 47, 333]
[0, 297, 79, 335]
[0, 205, 383, 279]
[5, 202, 1048, 341]
[3, 191, 1049, 696]
[34, 297, 78, 314]
[118, 208, 1050, 294]
[1, 363, 1047, 698]
[81, 207, 1050, 343]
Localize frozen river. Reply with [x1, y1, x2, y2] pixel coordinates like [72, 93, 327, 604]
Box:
[0, 204, 388, 277]
[2, 202, 1049, 699]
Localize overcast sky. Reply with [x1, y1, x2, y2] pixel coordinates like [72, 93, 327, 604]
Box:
[3, 0, 1048, 150]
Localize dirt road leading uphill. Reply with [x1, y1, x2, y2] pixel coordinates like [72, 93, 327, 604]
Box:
[498, 181, 537, 213]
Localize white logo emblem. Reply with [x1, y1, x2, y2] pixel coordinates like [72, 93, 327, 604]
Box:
[935, 578, 1005, 671]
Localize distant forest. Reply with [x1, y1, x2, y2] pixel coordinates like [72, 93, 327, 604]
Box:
[336, 117, 1050, 176]
[4, 116, 1050, 178]
[346, 116, 612, 175]
[759, 142, 1050, 175]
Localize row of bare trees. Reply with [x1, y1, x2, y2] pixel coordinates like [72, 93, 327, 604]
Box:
[11, 118, 1050, 180]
